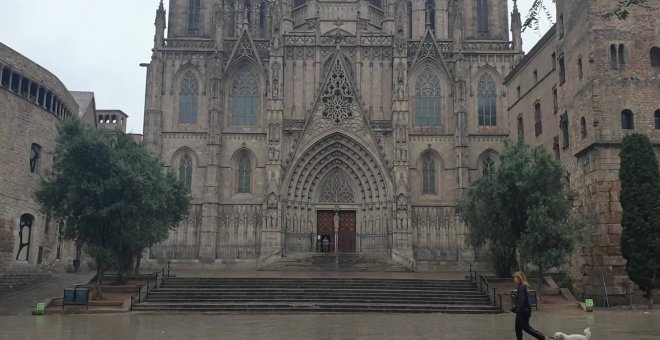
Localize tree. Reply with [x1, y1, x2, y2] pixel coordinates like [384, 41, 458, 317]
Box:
[523, 0, 649, 31]
[35, 119, 190, 297]
[459, 143, 579, 291]
[619, 133, 660, 309]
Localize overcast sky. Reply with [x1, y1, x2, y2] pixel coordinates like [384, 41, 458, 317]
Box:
[0, 0, 554, 134]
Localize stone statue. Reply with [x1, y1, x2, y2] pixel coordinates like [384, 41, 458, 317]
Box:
[333, 211, 340, 231]
[397, 79, 405, 100]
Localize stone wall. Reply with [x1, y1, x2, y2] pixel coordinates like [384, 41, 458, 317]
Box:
[505, 0, 660, 304]
[0, 43, 78, 272]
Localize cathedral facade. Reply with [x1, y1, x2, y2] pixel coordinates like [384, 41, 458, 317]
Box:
[143, 0, 521, 268]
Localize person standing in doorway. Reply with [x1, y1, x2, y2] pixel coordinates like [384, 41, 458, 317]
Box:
[512, 271, 547, 340]
[322, 236, 330, 253]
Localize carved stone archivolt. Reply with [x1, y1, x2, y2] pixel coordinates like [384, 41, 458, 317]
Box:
[285, 133, 389, 205]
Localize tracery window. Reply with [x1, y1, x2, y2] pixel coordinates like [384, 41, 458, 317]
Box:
[179, 153, 193, 191]
[477, 73, 497, 126]
[231, 68, 259, 126]
[178, 71, 199, 124]
[414, 67, 442, 126]
[422, 155, 436, 194]
[237, 153, 252, 193]
[319, 170, 355, 203]
[482, 155, 495, 179]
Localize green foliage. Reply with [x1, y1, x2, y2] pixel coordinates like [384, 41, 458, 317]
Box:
[522, 0, 649, 32]
[619, 134, 660, 302]
[458, 142, 579, 277]
[35, 119, 190, 284]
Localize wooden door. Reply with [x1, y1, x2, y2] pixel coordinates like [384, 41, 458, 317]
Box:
[338, 211, 356, 253]
[317, 210, 335, 252]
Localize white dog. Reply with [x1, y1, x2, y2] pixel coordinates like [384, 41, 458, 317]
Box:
[552, 327, 591, 340]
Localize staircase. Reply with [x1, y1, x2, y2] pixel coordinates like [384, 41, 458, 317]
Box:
[132, 276, 501, 314]
[260, 253, 410, 272]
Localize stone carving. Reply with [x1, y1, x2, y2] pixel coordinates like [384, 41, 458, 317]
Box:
[268, 192, 278, 209]
[231, 30, 259, 63]
[414, 32, 442, 63]
[319, 170, 355, 203]
[321, 58, 355, 124]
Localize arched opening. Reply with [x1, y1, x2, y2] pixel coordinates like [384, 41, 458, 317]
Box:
[179, 70, 199, 124]
[231, 66, 260, 126]
[414, 66, 442, 126]
[16, 214, 34, 261]
[651, 47, 660, 67]
[422, 153, 436, 194]
[477, 73, 497, 126]
[237, 151, 252, 193]
[621, 109, 634, 130]
[179, 152, 193, 191]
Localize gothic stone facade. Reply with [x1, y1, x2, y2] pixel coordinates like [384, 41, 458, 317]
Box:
[143, 0, 520, 268]
[505, 1, 660, 303]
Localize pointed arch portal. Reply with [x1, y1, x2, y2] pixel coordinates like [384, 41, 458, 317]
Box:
[283, 133, 392, 254]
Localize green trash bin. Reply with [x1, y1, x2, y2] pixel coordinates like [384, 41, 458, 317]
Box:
[35, 302, 45, 315]
[584, 298, 594, 312]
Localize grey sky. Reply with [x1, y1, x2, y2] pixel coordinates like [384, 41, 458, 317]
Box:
[0, 0, 554, 135]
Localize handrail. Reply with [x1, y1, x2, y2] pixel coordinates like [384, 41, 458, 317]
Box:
[130, 260, 171, 311]
[468, 263, 503, 313]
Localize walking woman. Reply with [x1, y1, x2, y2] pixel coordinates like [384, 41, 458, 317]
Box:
[512, 271, 547, 340]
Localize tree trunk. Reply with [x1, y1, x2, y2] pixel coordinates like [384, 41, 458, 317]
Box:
[536, 266, 543, 300]
[648, 288, 654, 309]
[134, 253, 142, 274]
[94, 265, 104, 300]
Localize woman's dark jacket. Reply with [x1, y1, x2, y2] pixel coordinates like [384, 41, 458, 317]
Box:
[512, 284, 532, 316]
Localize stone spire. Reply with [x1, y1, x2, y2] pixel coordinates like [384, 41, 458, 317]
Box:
[154, 0, 166, 49]
[511, 0, 523, 53]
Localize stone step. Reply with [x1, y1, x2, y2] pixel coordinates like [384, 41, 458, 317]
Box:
[162, 277, 470, 284]
[146, 296, 489, 305]
[260, 253, 411, 272]
[136, 276, 499, 314]
[132, 302, 500, 314]
[159, 283, 478, 289]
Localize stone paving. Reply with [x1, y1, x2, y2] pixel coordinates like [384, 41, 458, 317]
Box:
[0, 271, 95, 316]
[0, 309, 659, 340]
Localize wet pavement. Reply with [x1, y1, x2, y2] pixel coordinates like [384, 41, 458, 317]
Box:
[0, 309, 659, 340]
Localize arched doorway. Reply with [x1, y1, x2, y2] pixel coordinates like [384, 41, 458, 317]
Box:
[282, 133, 392, 255]
[316, 170, 357, 253]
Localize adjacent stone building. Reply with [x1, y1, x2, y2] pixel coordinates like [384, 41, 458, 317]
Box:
[0, 42, 78, 272]
[142, 0, 522, 269]
[505, 0, 660, 303]
[0, 42, 130, 274]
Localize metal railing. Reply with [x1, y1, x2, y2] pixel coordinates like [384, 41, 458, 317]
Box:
[469, 263, 503, 312]
[129, 261, 170, 311]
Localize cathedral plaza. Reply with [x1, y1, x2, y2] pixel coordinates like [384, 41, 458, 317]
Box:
[1, 0, 660, 338]
[0, 307, 659, 339]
